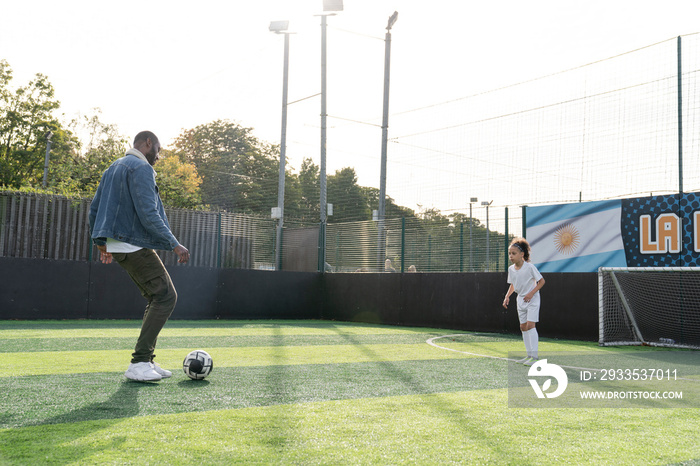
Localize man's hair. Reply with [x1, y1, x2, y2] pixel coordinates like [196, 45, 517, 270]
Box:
[133, 131, 159, 146]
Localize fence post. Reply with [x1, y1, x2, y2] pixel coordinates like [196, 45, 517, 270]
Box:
[317, 222, 325, 272]
[400, 217, 405, 273]
[459, 221, 464, 272]
[335, 231, 340, 271]
[279, 226, 284, 271]
[217, 212, 222, 268]
[504, 206, 509, 272]
[677, 35, 683, 195]
[0, 195, 6, 257]
[428, 234, 432, 271]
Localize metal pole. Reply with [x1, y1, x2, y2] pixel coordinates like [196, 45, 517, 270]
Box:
[504, 206, 509, 272]
[42, 131, 53, 188]
[468, 197, 477, 272]
[378, 21, 394, 266]
[319, 14, 328, 272]
[377, 12, 397, 271]
[378, 27, 391, 219]
[275, 32, 290, 271]
[485, 205, 490, 272]
[400, 216, 405, 273]
[677, 36, 684, 267]
[217, 212, 222, 268]
[677, 36, 683, 195]
[459, 222, 464, 272]
[428, 234, 432, 271]
[469, 203, 473, 272]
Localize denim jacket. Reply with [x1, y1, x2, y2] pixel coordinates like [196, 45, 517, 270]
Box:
[89, 150, 179, 251]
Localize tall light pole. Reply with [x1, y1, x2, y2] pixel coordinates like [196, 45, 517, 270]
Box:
[270, 21, 292, 271]
[482, 200, 493, 271]
[377, 11, 398, 271]
[469, 197, 477, 271]
[318, 0, 343, 272]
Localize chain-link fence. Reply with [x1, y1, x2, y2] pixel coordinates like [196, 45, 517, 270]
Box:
[325, 214, 518, 273]
[1, 191, 526, 273]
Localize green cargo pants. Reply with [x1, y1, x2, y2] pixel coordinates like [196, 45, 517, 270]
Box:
[113, 248, 178, 364]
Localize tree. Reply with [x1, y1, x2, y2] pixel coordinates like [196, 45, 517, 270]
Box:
[0, 62, 70, 188]
[294, 157, 320, 222]
[0, 60, 11, 115]
[327, 167, 371, 223]
[172, 120, 278, 213]
[155, 149, 203, 209]
[362, 187, 415, 220]
[52, 110, 126, 195]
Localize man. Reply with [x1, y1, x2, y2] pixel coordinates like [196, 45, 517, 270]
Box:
[89, 131, 190, 382]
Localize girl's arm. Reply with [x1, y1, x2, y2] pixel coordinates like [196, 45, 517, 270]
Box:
[523, 277, 545, 302]
[503, 284, 515, 308]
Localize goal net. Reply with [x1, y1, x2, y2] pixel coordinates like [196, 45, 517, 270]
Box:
[598, 267, 700, 349]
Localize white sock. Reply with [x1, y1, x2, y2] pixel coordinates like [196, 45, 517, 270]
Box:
[528, 328, 539, 359]
[522, 329, 532, 357]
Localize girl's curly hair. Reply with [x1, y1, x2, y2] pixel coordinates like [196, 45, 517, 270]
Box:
[510, 237, 531, 262]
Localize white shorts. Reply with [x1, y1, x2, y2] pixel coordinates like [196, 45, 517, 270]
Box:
[516, 293, 540, 324]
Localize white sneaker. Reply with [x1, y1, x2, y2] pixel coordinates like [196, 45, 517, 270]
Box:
[125, 362, 162, 381]
[152, 362, 172, 378]
[523, 357, 539, 366]
[515, 356, 530, 364]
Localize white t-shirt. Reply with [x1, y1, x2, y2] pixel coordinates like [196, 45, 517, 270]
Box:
[106, 237, 142, 253]
[507, 261, 543, 296]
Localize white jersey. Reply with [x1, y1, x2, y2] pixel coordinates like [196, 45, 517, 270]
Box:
[507, 261, 543, 296]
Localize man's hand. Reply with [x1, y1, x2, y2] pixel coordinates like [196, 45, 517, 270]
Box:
[502, 295, 510, 309]
[174, 244, 190, 263]
[96, 244, 113, 264]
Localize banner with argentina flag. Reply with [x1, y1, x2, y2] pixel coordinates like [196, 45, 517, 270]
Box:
[526, 193, 700, 272]
[526, 200, 627, 272]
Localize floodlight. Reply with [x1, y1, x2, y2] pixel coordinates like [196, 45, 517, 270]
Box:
[470, 197, 478, 203]
[387, 11, 398, 30]
[269, 21, 289, 33]
[323, 0, 343, 12]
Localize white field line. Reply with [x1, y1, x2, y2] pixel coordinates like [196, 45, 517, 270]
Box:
[426, 333, 700, 382]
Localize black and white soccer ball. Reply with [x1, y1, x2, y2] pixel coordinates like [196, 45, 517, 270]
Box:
[183, 350, 213, 380]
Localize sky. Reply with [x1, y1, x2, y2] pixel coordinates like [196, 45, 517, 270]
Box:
[2, 0, 700, 214]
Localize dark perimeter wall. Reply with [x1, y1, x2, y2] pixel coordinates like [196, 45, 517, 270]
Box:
[0, 258, 322, 321]
[322, 272, 598, 340]
[0, 258, 598, 340]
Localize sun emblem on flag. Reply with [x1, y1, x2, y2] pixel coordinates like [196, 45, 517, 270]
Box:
[553, 223, 580, 255]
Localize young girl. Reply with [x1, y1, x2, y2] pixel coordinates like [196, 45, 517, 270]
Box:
[502, 238, 545, 366]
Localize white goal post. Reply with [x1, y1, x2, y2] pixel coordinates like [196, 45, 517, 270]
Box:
[598, 267, 700, 349]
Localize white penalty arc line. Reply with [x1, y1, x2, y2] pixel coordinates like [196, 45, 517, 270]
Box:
[426, 333, 700, 382]
[427, 333, 604, 371]
[427, 334, 515, 362]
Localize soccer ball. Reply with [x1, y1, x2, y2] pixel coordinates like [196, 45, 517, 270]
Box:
[183, 350, 213, 380]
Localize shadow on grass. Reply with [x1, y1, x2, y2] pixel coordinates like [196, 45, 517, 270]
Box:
[178, 378, 211, 388]
[0, 379, 192, 464]
[325, 326, 529, 460]
[258, 325, 293, 454]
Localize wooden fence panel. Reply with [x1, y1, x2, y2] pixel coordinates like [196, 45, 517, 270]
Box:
[0, 192, 287, 270]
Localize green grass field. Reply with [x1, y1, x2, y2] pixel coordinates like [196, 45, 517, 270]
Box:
[0, 320, 699, 465]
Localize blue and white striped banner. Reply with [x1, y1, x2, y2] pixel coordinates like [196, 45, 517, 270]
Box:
[526, 200, 626, 272]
